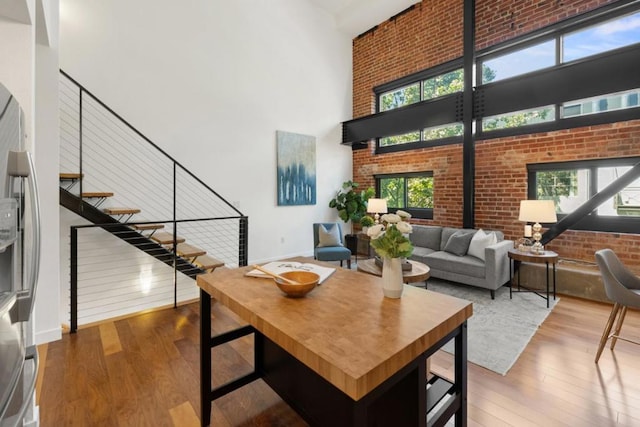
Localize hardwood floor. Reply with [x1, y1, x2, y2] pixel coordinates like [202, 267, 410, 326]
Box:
[37, 294, 640, 426]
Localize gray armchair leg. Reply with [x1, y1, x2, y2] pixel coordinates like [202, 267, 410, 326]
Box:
[347, 259, 351, 269]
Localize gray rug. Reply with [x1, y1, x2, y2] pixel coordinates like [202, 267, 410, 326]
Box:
[422, 279, 558, 375]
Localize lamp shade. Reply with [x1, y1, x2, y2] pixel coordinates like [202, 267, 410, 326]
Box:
[367, 198, 388, 214]
[518, 200, 557, 223]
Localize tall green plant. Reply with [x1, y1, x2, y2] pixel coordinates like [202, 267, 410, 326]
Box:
[328, 181, 375, 230]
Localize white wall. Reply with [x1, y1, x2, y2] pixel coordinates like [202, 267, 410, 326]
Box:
[0, 0, 61, 345]
[59, 0, 353, 263]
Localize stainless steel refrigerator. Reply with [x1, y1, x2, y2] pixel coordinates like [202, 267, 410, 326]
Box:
[0, 82, 42, 427]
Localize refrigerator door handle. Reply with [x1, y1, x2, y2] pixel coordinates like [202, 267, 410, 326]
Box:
[7, 151, 41, 322]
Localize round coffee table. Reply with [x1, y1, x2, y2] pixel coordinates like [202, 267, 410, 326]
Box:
[357, 259, 430, 284]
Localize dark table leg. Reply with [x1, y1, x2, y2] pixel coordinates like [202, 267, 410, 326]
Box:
[200, 289, 211, 427]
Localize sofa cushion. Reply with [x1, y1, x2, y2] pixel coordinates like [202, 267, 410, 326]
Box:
[412, 246, 437, 258]
[411, 226, 442, 251]
[443, 230, 475, 256]
[424, 251, 486, 278]
[467, 229, 498, 261]
[317, 224, 342, 247]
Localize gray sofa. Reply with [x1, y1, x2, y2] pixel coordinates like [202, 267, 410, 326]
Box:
[409, 225, 513, 298]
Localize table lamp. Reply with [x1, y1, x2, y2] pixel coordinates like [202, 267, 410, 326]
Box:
[367, 198, 388, 224]
[518, 200, 557, 254]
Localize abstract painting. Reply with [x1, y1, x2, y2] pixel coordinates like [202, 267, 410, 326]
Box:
[276, 130, 316, 206]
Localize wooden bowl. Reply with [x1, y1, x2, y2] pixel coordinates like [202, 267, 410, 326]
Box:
[274, 271, 319, 297]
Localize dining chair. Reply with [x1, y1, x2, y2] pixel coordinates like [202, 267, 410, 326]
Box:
[313, 223, 351, 268]
[594, 248, 640, 363]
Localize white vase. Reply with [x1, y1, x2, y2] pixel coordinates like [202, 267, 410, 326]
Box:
[382, 257, 404, 298]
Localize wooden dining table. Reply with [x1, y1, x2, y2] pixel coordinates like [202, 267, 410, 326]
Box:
[197, 257, 472, 426]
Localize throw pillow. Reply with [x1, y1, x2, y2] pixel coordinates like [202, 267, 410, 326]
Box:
[317, 224, 342, 247]
[443, 230, 475, 256]
[467, 229, 497, 261]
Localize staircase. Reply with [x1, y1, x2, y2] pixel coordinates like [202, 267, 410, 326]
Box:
[59, 70, 247, 331]
[59, 174, 223, 279]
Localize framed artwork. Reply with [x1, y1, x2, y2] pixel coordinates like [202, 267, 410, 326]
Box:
[276, 130, 316, 206]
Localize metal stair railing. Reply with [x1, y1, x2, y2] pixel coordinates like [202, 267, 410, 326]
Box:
[59, 70, 248, 332]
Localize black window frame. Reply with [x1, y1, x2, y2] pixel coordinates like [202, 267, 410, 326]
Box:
[373, 60, 465, 154]
[343, 1, 640, 150]
[528, 157, 640, 233]
[375, 171, 434, 220]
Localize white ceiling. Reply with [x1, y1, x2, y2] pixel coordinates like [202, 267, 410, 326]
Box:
[308, 0, 419, 38]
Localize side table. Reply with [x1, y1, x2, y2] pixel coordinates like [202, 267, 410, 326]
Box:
[508, 249, 558, 308]
[357, 259, 431, 284]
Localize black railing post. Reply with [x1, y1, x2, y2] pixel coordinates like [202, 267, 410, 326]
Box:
[173, 162, 178, 308]
[78, 88, 83, 213]
[239, 216, 248, 267]
[70, 226, 78, 333]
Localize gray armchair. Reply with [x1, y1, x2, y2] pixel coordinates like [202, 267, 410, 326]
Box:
[313, 223, 351, 268]
[594, 249, 640, 363]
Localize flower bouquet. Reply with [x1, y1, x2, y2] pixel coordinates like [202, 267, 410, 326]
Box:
[366, 210, 414, 298]
[366, 210, 414, 259]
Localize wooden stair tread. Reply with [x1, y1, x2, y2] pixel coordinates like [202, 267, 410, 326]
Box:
[194, 255, 224, 271]
[151, 232, 186, 245]
[104, 207, 141, 215]
[82, 192, 114, 198]
[60, 172, 83, 180]
[131, 224, 165, 231]
[176, 243, 206, 258]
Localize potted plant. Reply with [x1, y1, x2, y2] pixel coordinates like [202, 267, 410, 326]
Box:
[328, 180, 375, 252]
[360, 215, 375, 233]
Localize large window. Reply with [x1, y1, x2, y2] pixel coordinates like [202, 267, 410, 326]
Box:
[376, 172, 434, 219]
[529, 158, 640, 232]
[562, 11, 640, 62]
[478, 9, 640, 133]
[376, 68, 464, 148]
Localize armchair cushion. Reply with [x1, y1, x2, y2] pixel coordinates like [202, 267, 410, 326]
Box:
[317, 224, 343, 247]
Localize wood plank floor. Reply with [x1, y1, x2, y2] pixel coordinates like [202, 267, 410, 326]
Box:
[37, 294, 640, 426]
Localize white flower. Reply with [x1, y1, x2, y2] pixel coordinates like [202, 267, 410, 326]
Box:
[396, 221, 412, 234]
[396, 210, 412, 220]
[380, 213, 401, 224]
[367, 224, 385, 239]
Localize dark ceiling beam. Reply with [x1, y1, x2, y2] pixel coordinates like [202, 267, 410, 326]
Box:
[341, 93, 462, 145]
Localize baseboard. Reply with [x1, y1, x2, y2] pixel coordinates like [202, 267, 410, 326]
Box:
[35, 327, 62, 345]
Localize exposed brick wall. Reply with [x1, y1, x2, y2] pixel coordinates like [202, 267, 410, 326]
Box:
[475, 0, 619, 50]
[352, 0, 640, 266]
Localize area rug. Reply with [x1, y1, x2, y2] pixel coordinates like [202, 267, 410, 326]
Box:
[423, 279, 558, 375]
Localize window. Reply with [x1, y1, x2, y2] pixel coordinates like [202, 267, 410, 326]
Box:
[562, 89, 640, 118]
[482, 105, 555, 132]
[376, 172, 434, 219]
[475, 6, 640, 135]
[562, 11, 640, 63]
[529, 158, 640, 233]
[379, 83, 421, 112]
[375, 68, 464, 149]
[482, 40, 555, 84]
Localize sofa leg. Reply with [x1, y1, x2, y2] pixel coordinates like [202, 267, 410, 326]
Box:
[490, 290, 495, 299]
